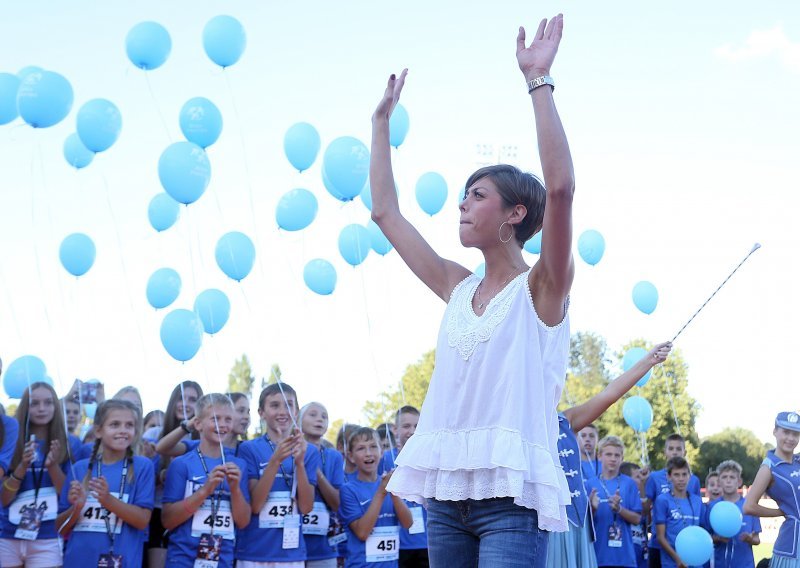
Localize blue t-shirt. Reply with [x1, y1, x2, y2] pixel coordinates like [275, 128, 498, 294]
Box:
[587, 474, 642, 568]
[0, 437, 74, 540]
[646, 468, 701, 548]
[654, 492, 706, 568]
[582, 458, 602, 481]
[339, 478, 400, 568]
[378, 448, 426, 551]
[305, 446, 345, 560]
[235, 436, 320, 562]
[706, 497, 760, 568]
[0, 416, 19, 474]
[60, 455, 155, 568]
[163, 448, 249, 568]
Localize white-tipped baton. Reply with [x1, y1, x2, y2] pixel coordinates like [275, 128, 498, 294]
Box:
[671, 243, 761, 342]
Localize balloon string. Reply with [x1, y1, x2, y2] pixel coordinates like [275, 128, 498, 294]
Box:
[143, 72, 172, 142]
[660, 366, 682, 436]
[0, 264, 24, 346]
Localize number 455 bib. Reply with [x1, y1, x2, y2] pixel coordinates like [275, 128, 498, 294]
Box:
[366, 525, 399, 563]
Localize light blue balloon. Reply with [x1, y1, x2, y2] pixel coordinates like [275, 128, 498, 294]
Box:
[160, 308, 204, 362]
[3, 355, 47, 398]
[415, 172, 448, 216]
[389, 104, 409, 148]
[577, 229, 605, 266]
[126, 22, 172, 70]
[215, 231, 255, 281]
[524, 232, 542, 254]
[360, 181, 372, 211]
[622, 347, 652, 386]
[17, 66, 43, 82]
[675, 526, 713, 566]
[59, 233, 96, 277]
[17, 70, 73, 128]
[475, 263, 486, 278]
[158, 141, 211, 205]
[284, 122, 320, 172]
[76, 98, 122, 152]
[338, 224, 371, 266]
[303, 259, 337, 295]
[709, 501, 743, 538]
[146, 268, 182, 309]
[622, 395, 653, 432]
[84, 402, 97, 419]
[148, 193, 181, 232]
[0, 73, 20, 125]
[366, 220, 393, 256]
[203, 15, 246, 68]
[179, 97, 222, 149]
[63, 133, 94, 169]
[276, 188, 318, 231]
[632, 281, 659, 315]
[322, 137, 370, 201]
[194, 289, 230, 335]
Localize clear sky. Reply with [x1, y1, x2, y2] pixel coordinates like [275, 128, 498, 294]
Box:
[1, 1, 798, 445]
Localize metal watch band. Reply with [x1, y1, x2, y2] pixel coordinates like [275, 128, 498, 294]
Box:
[527, 75, 555, 94]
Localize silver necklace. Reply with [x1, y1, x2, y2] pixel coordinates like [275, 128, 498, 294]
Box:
[476, 269, 522, 310]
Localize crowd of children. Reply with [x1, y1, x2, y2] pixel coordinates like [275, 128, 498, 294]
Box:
[0, 367, 797, 567]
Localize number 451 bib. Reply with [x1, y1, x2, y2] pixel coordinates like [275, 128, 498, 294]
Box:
[366, 525, 399, 563]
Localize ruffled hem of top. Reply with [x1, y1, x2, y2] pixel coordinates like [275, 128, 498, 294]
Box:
[386, 427, 569, 532]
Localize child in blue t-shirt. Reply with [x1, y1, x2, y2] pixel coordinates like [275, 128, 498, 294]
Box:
[707, 460, 760, 568]
[587, 436, 642, 568]
[162, 393, 251, 568]
[57, 399, 155, 568]
[339, 427, 412, 568]
[654, 457, 707, 568]
[620, 462, 649, 568]
[235, 382, 320, 566]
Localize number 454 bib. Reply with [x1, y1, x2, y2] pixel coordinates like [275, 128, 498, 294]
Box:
[366, 525, 399, 563]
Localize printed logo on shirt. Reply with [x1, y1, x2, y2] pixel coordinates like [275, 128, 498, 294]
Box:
[359, 500, 371, 506]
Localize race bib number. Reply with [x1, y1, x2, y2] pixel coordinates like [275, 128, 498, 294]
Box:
[74, 493, 128, 533]
[9, 487, 58, 525]
[302, 501, 330, 536]
[366, 525, 399, 562]
[259, 491, 294, 529]
[408, 505, 425, 535]
[192, 500, 234, 540]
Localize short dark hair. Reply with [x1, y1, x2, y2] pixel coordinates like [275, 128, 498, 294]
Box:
[395, 405, 419, 423]
[665, 433, 685, 445]
[666, 456, 690, 474]
[258, 382, 297, 410]
[463, 164, 546, 248]
[347, 426, 378, 449]
[620, 462, 640, 477]
[376, 423, 395, 442]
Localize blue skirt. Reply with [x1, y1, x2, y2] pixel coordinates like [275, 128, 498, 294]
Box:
[546, 521, 597, 568]
[772, 556, 800, 568]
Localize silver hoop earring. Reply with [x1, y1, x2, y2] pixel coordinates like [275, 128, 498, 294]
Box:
[499, 222, 513, 244]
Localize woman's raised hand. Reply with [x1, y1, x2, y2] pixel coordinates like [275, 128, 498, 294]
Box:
[372, 69, 408, 123]
[516, 14, 564, 80]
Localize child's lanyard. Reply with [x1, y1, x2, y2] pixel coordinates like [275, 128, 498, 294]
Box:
[670, 492, 696, 528]
[196, 449, 222, 538]
[97, 457, 129, 555]
[598, 476, 619, 522]
[30, 458, 46, 506]
[264, 435, 297, 501]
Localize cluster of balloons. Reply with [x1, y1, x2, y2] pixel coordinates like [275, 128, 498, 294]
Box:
[3, 355, 53, 399]
[2, 67, 74, 129]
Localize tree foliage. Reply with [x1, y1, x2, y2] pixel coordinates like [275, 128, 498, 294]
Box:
[227, 354, 255, 396]
[693, 427, 771, 485]
[362, 350, 434, 426]
[560, 332, 701, 472]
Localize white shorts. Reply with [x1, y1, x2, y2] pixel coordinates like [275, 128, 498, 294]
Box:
[0, 537, 62, 568]
[306, 559, 338, 568]
[237, 562, 305, 568]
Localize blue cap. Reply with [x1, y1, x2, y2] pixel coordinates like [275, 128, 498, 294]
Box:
[775, 411, 800, 432]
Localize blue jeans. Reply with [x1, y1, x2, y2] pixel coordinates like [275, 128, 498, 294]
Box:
[427, 498, 549, 568]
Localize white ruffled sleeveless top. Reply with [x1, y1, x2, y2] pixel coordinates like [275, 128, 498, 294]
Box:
[386, 268, 571, 531]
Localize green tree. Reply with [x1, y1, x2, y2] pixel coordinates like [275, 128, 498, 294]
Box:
[326, 418, 345, 447]
[560, 334, 701, 472]
[228, 354, 255, 396]
[693, 428, 770, 485]
[262, 364, 282, 388]
[362, 350, 435, 426]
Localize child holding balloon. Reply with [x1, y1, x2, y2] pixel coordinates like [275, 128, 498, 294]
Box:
[654, 457, 706, 568]
[706, 460, 760, 568]
[744, 411, 800, 568]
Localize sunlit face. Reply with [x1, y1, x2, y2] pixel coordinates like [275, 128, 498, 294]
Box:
[459, 177, 511, 248]
[301, 404, 328, 439]
[599, 445, 623, 476]
[668, 467, 690, 493]
[349, 434, 381, 475]
[578, 427, 598, 457]
[233, 397, 251, 436]
[98, 409, 137, 454]
[198, 404, 233, 445]
[259, 393, 297, 436]
[64, 401, 81, 431]
[774, 426, 800, 455]
[718, 470, 740, 497]
[396, 412, 418, 450]
[175, 386, 199, 421]
[665, 439, 686, 459]
[143, 412, 163, 432]
[706, 475, 722, 499]
[29, 387, 56, 426]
